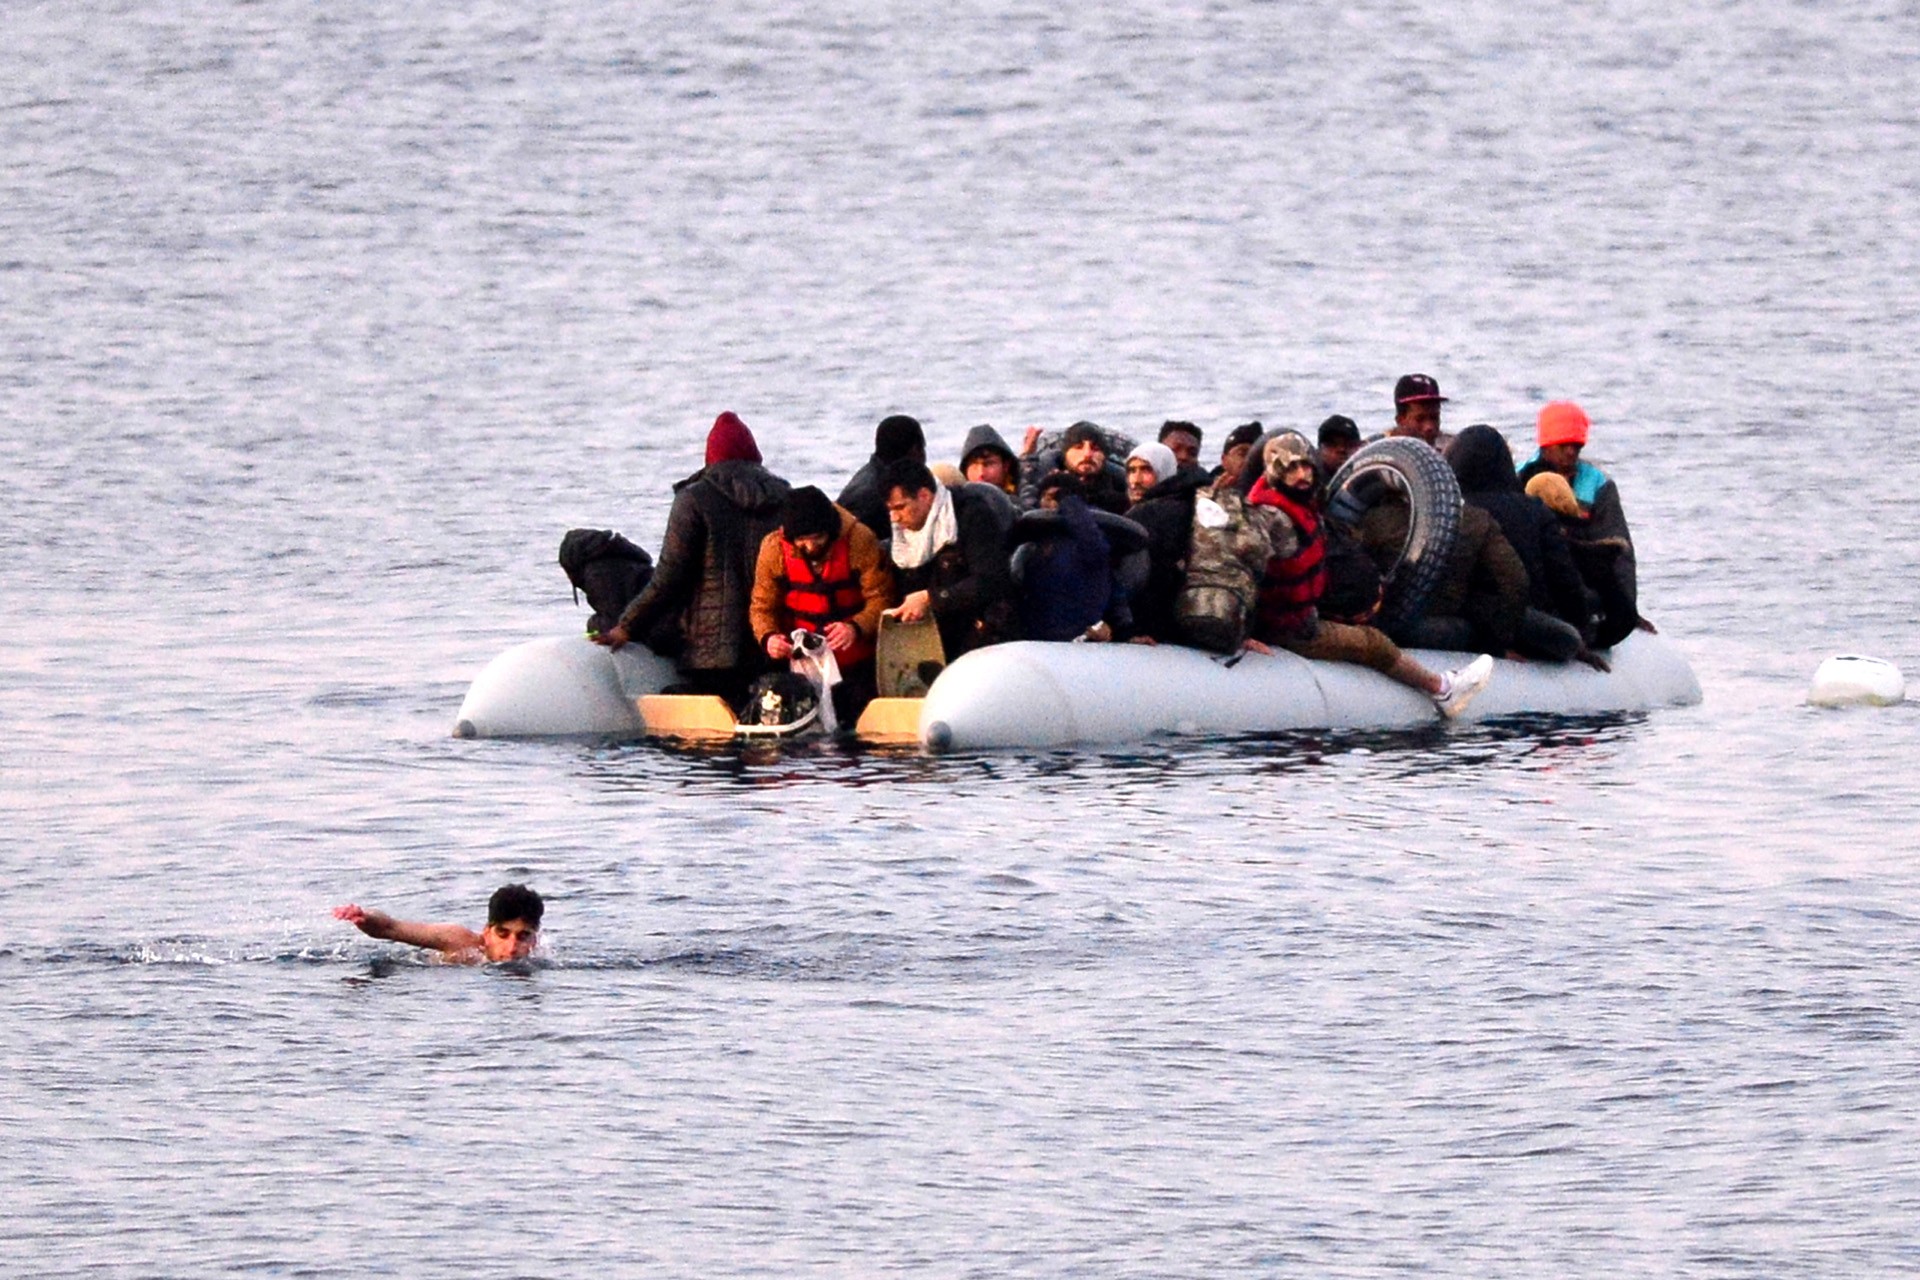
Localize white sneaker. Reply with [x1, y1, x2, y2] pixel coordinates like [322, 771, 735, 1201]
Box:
[1434, 653, 1495, 719]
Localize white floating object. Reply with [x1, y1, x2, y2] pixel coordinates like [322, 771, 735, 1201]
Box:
[1808, 655, 1906, 708]
[453, 636, 675, 738]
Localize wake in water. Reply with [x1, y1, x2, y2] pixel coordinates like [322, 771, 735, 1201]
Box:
[9, 938, 884, 978]
[7, 928, 1083, 983]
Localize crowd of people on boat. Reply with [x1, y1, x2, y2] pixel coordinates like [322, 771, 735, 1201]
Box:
[564, 373, 1647, 726]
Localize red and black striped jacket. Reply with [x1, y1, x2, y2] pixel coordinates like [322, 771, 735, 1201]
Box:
[1247, 477, 1325, 639]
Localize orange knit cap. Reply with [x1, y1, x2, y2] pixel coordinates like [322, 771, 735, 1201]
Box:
[1537, 401, 1591, 448]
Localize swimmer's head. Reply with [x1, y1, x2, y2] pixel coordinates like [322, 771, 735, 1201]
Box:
[484, 884, 544, 961]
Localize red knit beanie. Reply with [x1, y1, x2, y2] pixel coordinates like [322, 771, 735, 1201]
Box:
[1536, 401, 1591, 449]
[705, 411, 761, 466]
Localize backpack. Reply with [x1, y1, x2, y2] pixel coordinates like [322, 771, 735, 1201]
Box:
[1175, 488, 1271, 654]
[557, 529, 655, 637]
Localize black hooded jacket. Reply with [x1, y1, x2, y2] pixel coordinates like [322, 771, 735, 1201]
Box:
[617, 460, 792, 672]
[1446, 425, 1589, 630]
[1126, 469, 1209, 643]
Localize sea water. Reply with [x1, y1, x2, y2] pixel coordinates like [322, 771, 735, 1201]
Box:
[5, 2, 1920, 1274]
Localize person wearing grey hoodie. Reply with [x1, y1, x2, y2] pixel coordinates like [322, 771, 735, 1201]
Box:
[958, 424, 1021, 497]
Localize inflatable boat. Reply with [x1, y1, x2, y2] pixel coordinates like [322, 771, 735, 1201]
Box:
[452, 629, 1700, 750]
[455, 436, 1698, 750]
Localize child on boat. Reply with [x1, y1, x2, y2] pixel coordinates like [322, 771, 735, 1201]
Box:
[333, 884, 543, 963]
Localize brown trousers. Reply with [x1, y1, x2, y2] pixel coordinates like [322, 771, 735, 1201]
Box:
[1279, 619, 1402, 675]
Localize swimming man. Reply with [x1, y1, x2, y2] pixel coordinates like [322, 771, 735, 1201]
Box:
[333, 883, 544, 963]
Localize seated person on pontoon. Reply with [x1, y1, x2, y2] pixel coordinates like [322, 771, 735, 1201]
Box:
[1244, 432, 1493, 719]
[1124, 441, 1208, 646]
[882, 460, 1018, 658]
[1518, 400, 1645, 648]
[1011, 472, 1138, 643]
[333, 884, 544, 964]
[1445, 423, 1602, 668]
[1354, 454, 1530, 658]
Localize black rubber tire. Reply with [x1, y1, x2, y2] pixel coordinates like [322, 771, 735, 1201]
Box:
[1324, 438, 1462, 633]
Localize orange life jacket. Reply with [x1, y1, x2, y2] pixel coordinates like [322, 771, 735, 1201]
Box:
[780, 534, 872, 665]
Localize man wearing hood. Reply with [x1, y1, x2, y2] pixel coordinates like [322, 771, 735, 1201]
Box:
[1445, 424, 1596, 664]
[1245, 432, 1493, 719]
[958, 425, 1021, 496]
[750, 485, 894, 724]
[1356, 430, 1531, 656]
[1516, 401, 1642, 647]
[595, 412, 791, 708]
[881, 460, 1017, 658]
[838, 414, 926, 540]
[1124, 441, 1209, 645]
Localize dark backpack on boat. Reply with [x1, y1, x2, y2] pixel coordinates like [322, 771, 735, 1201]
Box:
[557, 529, 655, 637]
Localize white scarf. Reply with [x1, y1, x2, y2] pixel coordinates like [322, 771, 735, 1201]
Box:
[891, 483, 959, 570]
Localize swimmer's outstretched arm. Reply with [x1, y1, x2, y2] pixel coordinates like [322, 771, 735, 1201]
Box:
[333, 903, 482, 956]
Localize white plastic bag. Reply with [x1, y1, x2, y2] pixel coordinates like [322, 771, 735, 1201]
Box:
[787, 629, 844, 735]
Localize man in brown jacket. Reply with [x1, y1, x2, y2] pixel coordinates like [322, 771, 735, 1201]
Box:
[750, 486, 895, 724]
